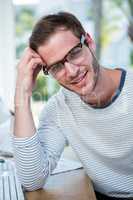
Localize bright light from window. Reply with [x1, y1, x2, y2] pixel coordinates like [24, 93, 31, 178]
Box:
[13, 0, 39, 5]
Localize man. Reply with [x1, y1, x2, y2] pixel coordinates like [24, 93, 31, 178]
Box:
[13, 12, 133, 199]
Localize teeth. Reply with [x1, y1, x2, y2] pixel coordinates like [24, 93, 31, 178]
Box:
[72, 72, 86, 84]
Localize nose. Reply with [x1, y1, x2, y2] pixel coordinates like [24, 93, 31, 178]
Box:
[64, 61, 79, 78]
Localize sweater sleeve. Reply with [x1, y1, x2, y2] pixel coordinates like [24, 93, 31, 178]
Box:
[13, 96, 67, 191]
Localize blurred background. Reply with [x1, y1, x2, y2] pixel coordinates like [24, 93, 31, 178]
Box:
[0, 0, 133, 126]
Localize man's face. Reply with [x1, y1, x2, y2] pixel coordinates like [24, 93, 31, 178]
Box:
[38, 30, 96, 97]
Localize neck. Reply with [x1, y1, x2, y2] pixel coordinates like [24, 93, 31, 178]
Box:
[81, 67, 122, 107]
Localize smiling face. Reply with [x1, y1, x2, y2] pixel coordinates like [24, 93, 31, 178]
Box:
[38, 30, 97, 97]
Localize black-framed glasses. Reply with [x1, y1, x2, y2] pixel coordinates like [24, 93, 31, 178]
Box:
[42, 35, 86, 76]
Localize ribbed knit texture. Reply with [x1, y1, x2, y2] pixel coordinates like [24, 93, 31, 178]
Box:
[13, 68, 133, 198]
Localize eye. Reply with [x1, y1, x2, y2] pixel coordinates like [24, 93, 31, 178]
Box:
[49, 62, 64, 74]
[68, 46, 82, 60]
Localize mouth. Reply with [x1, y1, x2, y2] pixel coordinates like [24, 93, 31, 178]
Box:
[71, 71, 88, 85]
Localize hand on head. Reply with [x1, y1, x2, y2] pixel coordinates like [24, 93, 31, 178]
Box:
[16, 47, 45, 97]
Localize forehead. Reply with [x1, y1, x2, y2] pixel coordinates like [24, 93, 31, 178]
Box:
[38, 30, 79, 65]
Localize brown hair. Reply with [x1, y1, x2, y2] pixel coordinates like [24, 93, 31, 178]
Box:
[29, 11, 86, 52]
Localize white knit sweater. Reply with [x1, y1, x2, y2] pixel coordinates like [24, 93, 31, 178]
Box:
[13, 68, 133, 198]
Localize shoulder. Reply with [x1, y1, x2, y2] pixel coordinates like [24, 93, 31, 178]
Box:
[121, 67, 133, 102]
[38, 88, 66, 121]
[124, 67, 133, 84]
[125, 67, 133, 75]
[38, 87, 79, 122]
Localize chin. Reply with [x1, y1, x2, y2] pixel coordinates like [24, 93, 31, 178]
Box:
[61, 71, 96, 97]
[62, 80, 94, 98]
[77, 80, 95, 97]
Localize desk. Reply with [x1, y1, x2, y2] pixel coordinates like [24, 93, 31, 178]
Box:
[25, 169, 96, 200]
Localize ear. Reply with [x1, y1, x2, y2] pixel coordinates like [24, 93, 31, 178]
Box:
[85, 33, 96, 51]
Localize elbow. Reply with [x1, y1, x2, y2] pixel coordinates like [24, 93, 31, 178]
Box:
[21, 174, 49, 191]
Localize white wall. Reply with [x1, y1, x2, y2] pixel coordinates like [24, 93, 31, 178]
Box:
[0, 1, 15, 109]
[37, 0, 91, 21]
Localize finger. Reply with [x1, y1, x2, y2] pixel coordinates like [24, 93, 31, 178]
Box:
[33, 64, 42, 83]
[28, 47, 41, 57]
[24, 57, 43, 78]
[18, 48, 43, 69]
[28, 57, 44, 70]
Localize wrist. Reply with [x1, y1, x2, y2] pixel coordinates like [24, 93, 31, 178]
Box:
[14, 90, 31, 109]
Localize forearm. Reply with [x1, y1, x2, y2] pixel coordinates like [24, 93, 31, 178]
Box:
[13, 97, 67, 191]
[13, 48, 50, 190]
[14, 91, 36, 138]
[14, 93, 49, 190]
[14, 47, 43, 138]
[13, 133, 49, 191]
